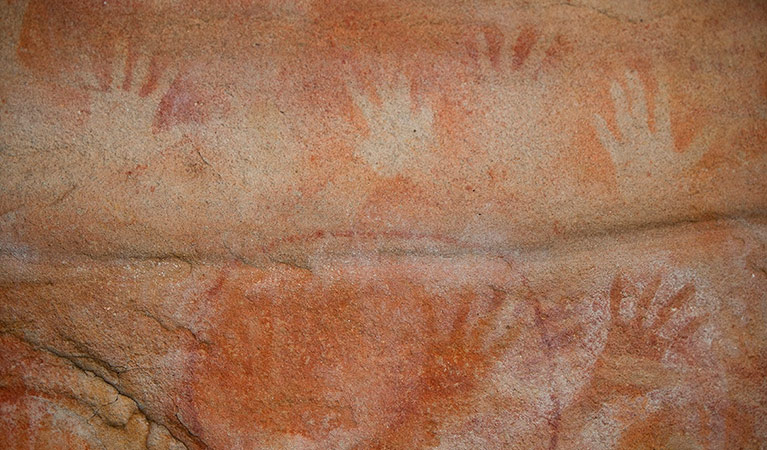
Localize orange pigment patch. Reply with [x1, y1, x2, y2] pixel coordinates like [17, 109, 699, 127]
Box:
[355, 176, 444, 231]
[309, 0, 471, 57]
[17, 0, 137, 75]
[561, 118, 619, 196]
[184, 264, 519, 448]
[671, 104, 708, 155]
[432, 90, 483, 166]
[617, 409, 689, 449]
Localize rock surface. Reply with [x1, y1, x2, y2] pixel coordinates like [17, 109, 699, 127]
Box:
[1, 0, 766, 448]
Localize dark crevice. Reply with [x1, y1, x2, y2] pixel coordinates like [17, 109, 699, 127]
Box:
[137, 308, 212, 346]
[2, 210, 765, 267]
[0, 331, 191, 449]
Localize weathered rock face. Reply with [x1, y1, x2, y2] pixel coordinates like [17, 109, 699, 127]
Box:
[1, 0, 765, 448]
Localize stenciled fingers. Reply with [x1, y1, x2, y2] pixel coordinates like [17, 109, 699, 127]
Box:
[593, 113, 621, 162]
[624, 70, 651, 136]
[610, 79, 632, 141]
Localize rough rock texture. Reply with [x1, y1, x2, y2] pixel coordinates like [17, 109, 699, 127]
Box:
[1, 0, 766, 448]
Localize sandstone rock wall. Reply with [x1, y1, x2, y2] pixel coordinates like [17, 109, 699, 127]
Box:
[1, 1, 765, 448]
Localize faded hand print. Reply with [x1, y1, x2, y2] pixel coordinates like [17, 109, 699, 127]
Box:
[469, 24, 562, 78]
[597, 271, 707, 388]
[469, 26, 568, 195]
[562, 268, 723, 449]
[185, 267, 525, 449]
[349, 74, 434, 177]
[78, 43, 181, 159]
[594, 71, 711, 195]
[361, 286, 520, 449]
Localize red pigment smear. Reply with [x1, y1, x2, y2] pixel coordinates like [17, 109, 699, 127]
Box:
[481, 24, 505, 68]
[139, 57, 164, 98]
[152, 76, 211, 133]
[121, 50, 138, 91]
[512, 26, 539, 70]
